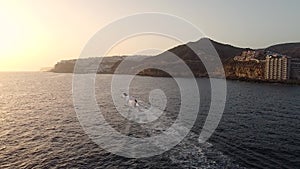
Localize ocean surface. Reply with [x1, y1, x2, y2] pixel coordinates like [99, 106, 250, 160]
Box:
[0, 72, 299, 169]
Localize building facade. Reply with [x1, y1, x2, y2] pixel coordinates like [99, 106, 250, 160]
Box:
[290, 58, 300, 80]
[265, 55, 291, 81]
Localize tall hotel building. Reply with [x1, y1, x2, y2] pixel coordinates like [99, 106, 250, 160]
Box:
[265, 55, 291, 81]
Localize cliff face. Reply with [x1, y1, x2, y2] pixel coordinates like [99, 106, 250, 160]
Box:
[224, 59, 265, 80]
[52, 60, 76, 73]
[52, 57, 123, 74]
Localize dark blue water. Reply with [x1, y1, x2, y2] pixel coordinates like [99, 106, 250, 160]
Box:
[207, 81, 300, 169]
[0, 72, 299, 168]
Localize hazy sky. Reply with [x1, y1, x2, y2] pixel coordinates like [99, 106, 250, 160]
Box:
[0, 0, 299, 71]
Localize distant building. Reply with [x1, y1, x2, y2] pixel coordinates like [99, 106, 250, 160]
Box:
[234, 50, 259, 62]
[290, 58, 300, 80]
[265, 55, 291, 81]
[233, 50, 260, 63]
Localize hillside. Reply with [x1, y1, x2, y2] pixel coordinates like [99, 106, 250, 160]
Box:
[137, 38, 248, 77]
[51, 38, 300, 81]
[266, 43, 300, 58]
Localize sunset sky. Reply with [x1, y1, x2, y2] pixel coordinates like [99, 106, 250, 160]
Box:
[0, 0, 299, 71]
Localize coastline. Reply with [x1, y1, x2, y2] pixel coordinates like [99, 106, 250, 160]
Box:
[48, 71, 300, 85]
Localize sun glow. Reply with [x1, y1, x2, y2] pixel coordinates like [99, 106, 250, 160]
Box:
[0, 1, 50, 71]
[0, 2, 22, 58]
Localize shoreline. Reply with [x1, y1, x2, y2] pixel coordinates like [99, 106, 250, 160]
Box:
[48, 71, 300, 85]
